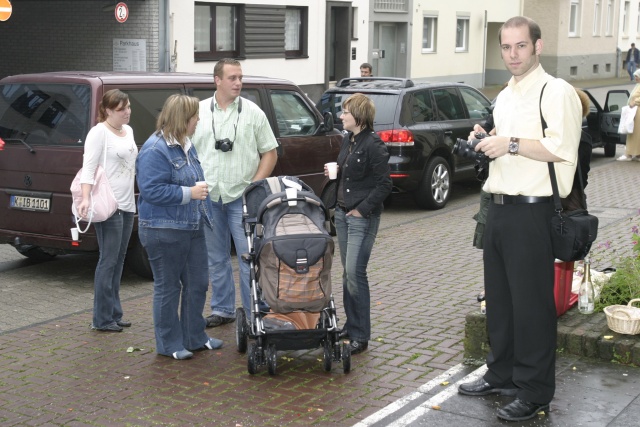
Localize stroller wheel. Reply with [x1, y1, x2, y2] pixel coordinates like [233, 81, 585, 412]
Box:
[342, 341, 351, 374]
[247, 343, 258, 375]
[323, 340, 332, 372]
[266, 344, 277, 376]
[235, 308, 248, 353]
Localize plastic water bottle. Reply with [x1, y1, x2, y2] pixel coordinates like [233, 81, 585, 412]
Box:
[578, 258, 595, 314]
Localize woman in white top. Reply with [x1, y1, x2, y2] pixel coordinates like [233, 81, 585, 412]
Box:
[78, 89, 138, 332]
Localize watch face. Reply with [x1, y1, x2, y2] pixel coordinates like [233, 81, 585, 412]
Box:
[509, 142, 518, 153]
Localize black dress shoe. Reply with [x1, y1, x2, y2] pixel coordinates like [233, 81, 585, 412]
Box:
[94, 323, 123, 332]
[458, 378, 518, 396]
[349, 340, 368, 355]
[497, 398, 549, 421]
[116, 320, 132, 327]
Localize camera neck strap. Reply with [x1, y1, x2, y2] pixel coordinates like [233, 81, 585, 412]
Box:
[210, 96, 243, 143]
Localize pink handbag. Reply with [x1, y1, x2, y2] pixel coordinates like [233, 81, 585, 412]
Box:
[70, 140, 118, 232]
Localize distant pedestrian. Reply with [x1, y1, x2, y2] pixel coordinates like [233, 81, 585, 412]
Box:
[617, 69, 640, 161]
[136, 94, 223, 360]
[360, 63, 373, 77]
[626, 43, 640, 81]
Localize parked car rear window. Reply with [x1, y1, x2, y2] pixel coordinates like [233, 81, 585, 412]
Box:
[319, 92, 400, 128]
[0, 83, 90, 146]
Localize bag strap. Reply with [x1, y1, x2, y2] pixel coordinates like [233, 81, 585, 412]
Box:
[74, 132, 110, 233]
[539, 83, 586, 213]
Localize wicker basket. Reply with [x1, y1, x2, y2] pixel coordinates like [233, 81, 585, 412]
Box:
[604, 299, 640, 335]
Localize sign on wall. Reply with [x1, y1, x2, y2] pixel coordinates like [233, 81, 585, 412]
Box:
[0, 0, 12, 22]
[115, 2, 128, 23]
[113, 39, 147, 71]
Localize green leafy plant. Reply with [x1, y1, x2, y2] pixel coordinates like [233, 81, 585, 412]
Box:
[593, 213, 640, 313]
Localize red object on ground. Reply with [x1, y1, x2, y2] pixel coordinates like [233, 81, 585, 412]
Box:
[555, 261, 576, 317]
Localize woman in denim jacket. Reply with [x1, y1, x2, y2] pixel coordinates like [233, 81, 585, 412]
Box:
[327, 93, 392, 355]
[136, 94, 223, 360]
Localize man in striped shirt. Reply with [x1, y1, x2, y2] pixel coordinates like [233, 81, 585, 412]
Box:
[193, 58, 278, 327]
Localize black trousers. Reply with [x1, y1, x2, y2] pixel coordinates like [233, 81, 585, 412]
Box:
[483, 200, 557, 404]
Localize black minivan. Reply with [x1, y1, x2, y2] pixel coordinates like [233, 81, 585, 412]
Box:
[0, 71, 341, 278]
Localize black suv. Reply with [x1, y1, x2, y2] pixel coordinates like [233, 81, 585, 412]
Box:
[317, 77, 492, 209]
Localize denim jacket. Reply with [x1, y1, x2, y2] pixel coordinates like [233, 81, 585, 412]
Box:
[336, 128, 392, 217]
[136, 133, 213, 230]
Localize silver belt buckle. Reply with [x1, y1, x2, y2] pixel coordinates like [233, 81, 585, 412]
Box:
[494, 194, 505, 204]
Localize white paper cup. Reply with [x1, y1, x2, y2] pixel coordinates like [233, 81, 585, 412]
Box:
[326, 162, 338, 180]
[71, 227, 79, 241]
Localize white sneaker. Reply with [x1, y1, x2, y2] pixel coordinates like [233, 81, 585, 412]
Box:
[617, 155, 632, 161]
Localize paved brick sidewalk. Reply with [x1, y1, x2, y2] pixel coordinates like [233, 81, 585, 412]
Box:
[0, 113, 639, 426]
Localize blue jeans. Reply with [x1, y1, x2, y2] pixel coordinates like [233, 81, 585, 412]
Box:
[139, 224, 210, 356]
[204, 196, 250, 317]
[629, 61, 637, 80]
[92, 210, 134, 329]
[335, 207, 381, 342]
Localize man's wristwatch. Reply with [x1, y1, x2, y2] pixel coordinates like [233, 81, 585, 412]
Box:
[508, 137, 520, 155]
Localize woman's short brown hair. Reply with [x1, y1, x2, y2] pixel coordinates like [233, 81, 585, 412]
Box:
[343, 93, 375, 130]
[98, 89, 129, 122]
[155, 94, 200, 147]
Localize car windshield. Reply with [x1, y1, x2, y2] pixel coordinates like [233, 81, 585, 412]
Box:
[318, 92, 399, 128]
[0, 83, 91, 146]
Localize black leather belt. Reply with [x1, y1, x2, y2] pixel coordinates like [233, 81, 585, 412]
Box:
[491, 194, 552, 205]
[336, 204, 347, 211]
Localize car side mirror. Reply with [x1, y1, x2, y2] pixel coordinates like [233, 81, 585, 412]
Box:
[317, 112, 334, 133]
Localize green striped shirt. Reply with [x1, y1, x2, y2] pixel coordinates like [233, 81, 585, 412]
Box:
[193, 94, 278, 203]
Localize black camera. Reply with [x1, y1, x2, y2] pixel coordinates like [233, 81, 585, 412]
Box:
[215, 138, 234, 152]
[453, 132, 492, 181]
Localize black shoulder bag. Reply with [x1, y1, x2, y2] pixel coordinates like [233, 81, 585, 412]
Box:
[540, 83, 598, 261]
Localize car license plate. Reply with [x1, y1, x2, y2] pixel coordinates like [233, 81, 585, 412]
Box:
[10, 195, 51, 212]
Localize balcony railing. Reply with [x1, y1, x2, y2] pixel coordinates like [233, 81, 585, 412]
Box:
[374, 0, 408, 13]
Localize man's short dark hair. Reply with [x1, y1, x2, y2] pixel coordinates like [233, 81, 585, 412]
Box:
[214, 58, 241, 79]
[498, 16, 542, 48]
[360, 62, 373, 72]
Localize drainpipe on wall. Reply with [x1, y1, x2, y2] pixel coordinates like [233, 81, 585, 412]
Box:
[159, 0, 170, 72]
[482, 10, 487, 88]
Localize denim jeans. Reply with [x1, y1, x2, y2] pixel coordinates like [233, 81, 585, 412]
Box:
[92, 210, 134, 329]
[334, 207, 381, 342]
[629, 61, 637, 80]
[139, 224, 210, 355]
[204, 196, 250, 317]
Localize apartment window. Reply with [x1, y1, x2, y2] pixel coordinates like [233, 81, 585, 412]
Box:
[456, 17, 469, 51]
[570, 66, 578, 76]
[623, 1, 630, 35]
[594, 0, 601, 35]
[285, 7, 307, 58]
[569, 0, 581, 36]
[422, 16, 437, 52]
[606, 0, 614, 35]
[194, 3, 239, 60]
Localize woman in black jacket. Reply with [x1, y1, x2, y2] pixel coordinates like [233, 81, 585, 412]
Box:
[326, 93, 392, 354]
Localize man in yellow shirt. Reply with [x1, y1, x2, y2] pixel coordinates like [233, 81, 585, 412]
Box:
[457, 16, 581, 422]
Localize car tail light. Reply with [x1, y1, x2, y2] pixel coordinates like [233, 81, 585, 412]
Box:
[377, 129, 415, 146]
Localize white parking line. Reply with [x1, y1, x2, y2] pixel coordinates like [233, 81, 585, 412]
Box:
[353, 363, 485, 427]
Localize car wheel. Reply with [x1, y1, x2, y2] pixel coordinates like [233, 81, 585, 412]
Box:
[125, 235, 154, 280]
[604, 141, 617, 158]
[15, 245, 57, 262]
[414, 156, 451, 210]
[320, 181, 337, 236]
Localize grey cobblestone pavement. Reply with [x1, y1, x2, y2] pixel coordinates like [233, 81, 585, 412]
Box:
[0, 78, 639, 426]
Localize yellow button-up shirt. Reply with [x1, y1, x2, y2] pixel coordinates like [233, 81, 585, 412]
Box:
[483, 65, 582, 197]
